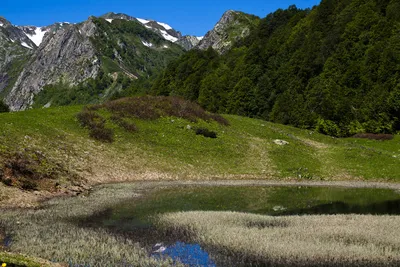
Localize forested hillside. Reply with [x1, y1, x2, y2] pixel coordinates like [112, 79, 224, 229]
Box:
[152, 0, 400, 136]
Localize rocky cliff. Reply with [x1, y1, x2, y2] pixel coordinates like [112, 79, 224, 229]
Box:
[197, 10, 260, 54]
[5, 19, 100, 110]
[3, 13, 187, 110]
[176, 35, 202, 50]
[1, 11, 243, 110]
[0, 17, 34, 96]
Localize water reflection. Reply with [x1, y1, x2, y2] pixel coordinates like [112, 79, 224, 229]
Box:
[278, 199, 400, 216]
[152, 241, 216, 267]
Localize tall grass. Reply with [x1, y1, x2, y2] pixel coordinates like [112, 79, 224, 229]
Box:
[157, 211, 400, 266]
[0, 183, 180, 266]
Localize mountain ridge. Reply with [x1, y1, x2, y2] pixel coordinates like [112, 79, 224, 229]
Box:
[0, 10, 252, 110]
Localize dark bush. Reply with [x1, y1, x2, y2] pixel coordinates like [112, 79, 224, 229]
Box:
[110, 115, 138, 132]
[1, 178, 13, 186]
[103, 96, 229, 125]
[0, 170, 12, 186]
[195, 128, 217, 138]
[20, 179, 38, 191]
[6, 155, 36, 178]
[89, 127, 114, 143]
[352, 133, 394, 141]
[77, 109, 114, 142]
[0, 100, 9, 113]
[77, 110, 106, 129]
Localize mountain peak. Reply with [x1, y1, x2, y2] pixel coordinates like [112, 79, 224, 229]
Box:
[0, 17, 11, 27]
[100, 12, 135, 21]
[197, 10, 260, 53]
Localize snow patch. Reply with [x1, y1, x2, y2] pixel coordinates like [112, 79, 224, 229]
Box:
[163, 45, 169, 48]
[137, 18, 150, 24]
[21, 42, 33, 49]
[25, 27, 48, 46]
[157, 22, 172, 30]
[0, 23, 3, 27]
[142, 40, 153, 47]
[196, 36, 204, 41]
[106, 19, 113, 23]
[160, 30, 178, 42]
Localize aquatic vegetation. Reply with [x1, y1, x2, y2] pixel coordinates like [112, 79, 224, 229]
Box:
[158, 211, 400, 266]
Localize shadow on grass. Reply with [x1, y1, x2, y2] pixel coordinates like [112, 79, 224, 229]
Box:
[277, 199, 400, 216]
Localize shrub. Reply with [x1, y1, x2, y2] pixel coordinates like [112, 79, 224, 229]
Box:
[103, 96, 229, 125]
[20, 179, 38, 191]
[89, 127, 114, 143]
[77, 110, 114, 142]
[0, 100, 9, 113]
[195, 128, 217, 138]
[110, 115, 138, 133]
[315, 119, 341, 137]
[77, 110, 106, 129]
[352, 133, 394, 141]
[0, 150, 73, 192]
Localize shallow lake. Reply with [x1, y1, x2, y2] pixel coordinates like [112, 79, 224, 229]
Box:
[80, 185, 400, 266]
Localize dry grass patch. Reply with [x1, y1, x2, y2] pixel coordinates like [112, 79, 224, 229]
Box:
[157, 211, 400, 266]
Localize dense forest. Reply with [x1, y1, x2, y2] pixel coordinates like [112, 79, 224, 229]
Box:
[151, 0, 400, 136]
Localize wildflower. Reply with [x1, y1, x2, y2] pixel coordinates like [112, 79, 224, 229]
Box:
[2, 263, 6, 267]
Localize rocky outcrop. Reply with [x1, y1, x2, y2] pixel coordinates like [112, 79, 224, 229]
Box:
[101, 12, 136, 21]
[176, 35, 201, 50]
[197, 10, 259, 54]
[5, 19, 100, 110]
[0, 17, 37, 48]
[101, 12, 182, 43]
[0, 17, 34, 94]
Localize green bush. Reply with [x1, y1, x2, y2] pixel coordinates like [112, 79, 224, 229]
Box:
[315, 119, 341, 137]
[195, 128, 217, 138]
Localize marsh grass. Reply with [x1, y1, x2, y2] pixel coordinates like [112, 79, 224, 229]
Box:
[157, 211, 400, 266]
[0, 183, 181, 266]
[0, 251, 64, 267]
[1, 182, 399, 266]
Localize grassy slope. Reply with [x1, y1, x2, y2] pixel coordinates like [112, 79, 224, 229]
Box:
[0, 105, 399, 205]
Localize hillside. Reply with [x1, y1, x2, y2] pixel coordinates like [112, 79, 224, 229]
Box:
[0, 98, 399, 207]
[152, 0, 400, 136]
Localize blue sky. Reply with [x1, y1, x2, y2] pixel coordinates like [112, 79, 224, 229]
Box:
[2, 0, 321, 36]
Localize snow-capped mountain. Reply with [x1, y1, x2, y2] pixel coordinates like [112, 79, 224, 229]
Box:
[1, 10, 249, 110]
[2, 13, 191, 110]
[0, 17, 37, 49]
[100, 12, 201, 49]
[17, 22, 71, 47]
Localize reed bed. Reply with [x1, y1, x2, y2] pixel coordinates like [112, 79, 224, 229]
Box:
[0, 183, 178, 266]
[157, 211, 400, 266]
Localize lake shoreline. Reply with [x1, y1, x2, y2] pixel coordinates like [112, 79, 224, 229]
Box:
[2, 178, 400, 209]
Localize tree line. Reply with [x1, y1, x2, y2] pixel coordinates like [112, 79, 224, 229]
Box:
[151, 0, 400, 136]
